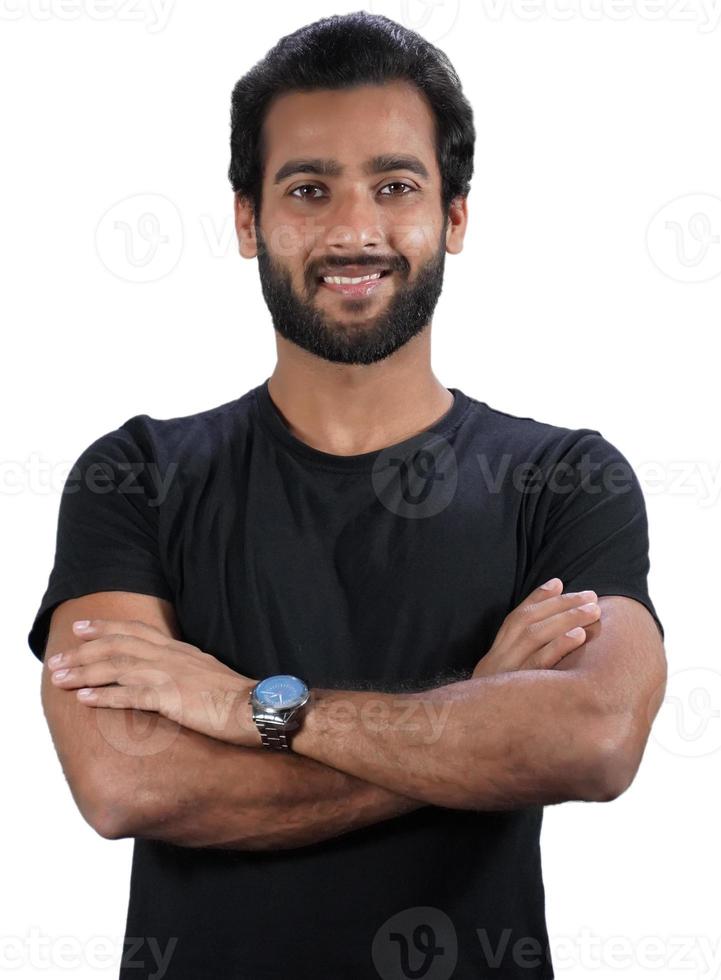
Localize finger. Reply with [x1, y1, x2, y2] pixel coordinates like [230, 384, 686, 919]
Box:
[496, 579, 564, 646]
[71, 618, 173, 645]
[518, 601, 600, 653]
[516, 589, 598, 630]
[543, 601, 601, 634]
[49, 633, 163, 672]
[52, 658, 170, 690]
[75, 683, 165, 712]
[536, 589, 598, 613]
[524, 626, 587, 670]
[528, 578, 563, 601]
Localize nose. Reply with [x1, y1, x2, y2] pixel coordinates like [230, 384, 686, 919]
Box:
[321, 185, 386, 253]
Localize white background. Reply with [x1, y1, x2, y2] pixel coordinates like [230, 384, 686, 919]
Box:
[2, 0, 717, 976]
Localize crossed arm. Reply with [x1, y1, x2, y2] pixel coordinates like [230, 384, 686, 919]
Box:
[41, 593, 423, 850]
[41, 592, 666, 850]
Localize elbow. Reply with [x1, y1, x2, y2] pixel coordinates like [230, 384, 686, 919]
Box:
[88, 798, 134, 840]
[578, 715, 643, 803]
[83, 783, 164, 841]
[586, 750, 635, 802]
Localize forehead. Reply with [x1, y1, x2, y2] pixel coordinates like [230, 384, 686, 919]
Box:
[261, 80, 438, 179]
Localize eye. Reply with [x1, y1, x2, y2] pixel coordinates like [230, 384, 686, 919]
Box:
[288, 181, 416, 200]
[379, 181, 415, 196]
[289, 184, 325, 200]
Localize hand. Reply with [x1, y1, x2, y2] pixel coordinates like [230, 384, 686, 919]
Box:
[472, 578, 601, 679]
[47, 618, 261, 746]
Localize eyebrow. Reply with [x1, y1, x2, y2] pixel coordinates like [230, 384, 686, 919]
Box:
[272, 154, 430, 185]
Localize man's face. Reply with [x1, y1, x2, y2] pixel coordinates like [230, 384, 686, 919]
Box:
[242, 81, 457, 365]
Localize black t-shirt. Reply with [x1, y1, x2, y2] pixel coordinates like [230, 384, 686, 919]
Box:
[28, 379, 664, 979]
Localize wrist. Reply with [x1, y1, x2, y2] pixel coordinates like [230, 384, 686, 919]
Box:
[227, 681, 263, 747]
[247, 675, 312, 751]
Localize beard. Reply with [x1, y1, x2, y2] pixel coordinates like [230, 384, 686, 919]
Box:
[254, 221, 448, 366]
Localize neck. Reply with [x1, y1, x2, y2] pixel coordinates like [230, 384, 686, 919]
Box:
[267, 337, 453, 457]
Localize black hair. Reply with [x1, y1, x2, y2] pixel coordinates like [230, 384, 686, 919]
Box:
[228, 11, 475, 220]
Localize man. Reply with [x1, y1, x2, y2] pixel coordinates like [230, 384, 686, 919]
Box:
[29, 11, 666, 979]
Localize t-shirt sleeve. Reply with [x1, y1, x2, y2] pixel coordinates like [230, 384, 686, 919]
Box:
[27, 422, 175, 662]
[515, 428, 664, 641]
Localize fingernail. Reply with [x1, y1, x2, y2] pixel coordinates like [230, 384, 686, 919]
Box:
[73, 620, 91, 631]
[566, 627, 584, 637]
[541, 578, 560, 590]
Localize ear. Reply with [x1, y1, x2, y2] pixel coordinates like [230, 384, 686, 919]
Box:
[445, 195, 468, 255]
[234, 192, 258, 259]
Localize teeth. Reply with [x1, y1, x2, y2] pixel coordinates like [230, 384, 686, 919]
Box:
[323, 272, 383, 285]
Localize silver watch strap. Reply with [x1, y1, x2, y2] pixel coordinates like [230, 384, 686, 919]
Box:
[255, 717, 292, 751]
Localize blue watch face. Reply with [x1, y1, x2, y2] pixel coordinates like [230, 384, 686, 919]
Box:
[255, 675, 308, 709]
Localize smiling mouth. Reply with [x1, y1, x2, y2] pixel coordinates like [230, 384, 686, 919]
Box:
[317, 269, 392, 297]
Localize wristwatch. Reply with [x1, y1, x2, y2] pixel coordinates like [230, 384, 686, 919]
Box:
[248, 674, 311, 751]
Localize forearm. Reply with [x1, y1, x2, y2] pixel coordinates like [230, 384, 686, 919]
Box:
[207, 760, 424, 851]
[118, 713, 425, 849]
[290, 669, 613, 810]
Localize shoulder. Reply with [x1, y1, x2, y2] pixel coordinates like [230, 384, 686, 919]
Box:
[465, 393, 616, 460]
[72, 388, 257, 475]
[67, 388, 260, 504]
[460, 393, 640, 494]
[119, 387, 257, 456]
